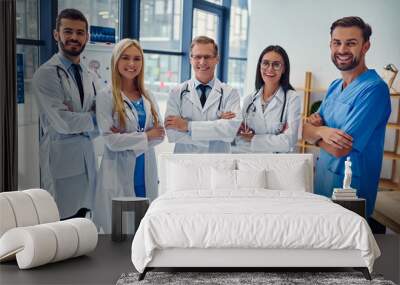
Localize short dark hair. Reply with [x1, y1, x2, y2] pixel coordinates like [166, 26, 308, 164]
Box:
[255, 45, 294, 93]
[56, 9, 88, 32]
[330, 16, 372, 42]
[190, 36, 218, 56]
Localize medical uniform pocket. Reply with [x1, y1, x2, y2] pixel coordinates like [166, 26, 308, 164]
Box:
[265, 121, 284, 135]
[50, 138, 86, 179]
[325, 101, 351, 128]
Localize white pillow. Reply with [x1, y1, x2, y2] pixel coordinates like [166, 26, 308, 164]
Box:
[236, 169, 267, 189]
[211, 169, 267, 190]
[211, 168, 236, 190]
[166, 159, 235, 192]
[266, 162, 307, 191]
[237, 159, 309, 192]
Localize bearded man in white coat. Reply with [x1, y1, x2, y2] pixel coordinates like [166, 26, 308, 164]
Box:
[32, 9, 98, 218]
[165, 36, 241, 153]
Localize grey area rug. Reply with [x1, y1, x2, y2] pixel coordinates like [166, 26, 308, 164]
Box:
[116, 271, 396, 285]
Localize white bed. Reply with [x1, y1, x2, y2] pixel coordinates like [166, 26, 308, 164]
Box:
[131, 154, 380, 280]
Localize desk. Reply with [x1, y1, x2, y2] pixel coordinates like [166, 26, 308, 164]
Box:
[112, 197, 149, 242]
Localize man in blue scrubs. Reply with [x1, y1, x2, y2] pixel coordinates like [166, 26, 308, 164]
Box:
[303, 17, 391, 222]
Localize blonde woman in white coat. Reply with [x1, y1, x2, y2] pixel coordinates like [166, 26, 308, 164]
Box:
[234, 45, 301, 153]
[94, 39, 165, 233]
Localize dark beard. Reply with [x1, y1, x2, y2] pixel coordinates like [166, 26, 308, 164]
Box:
[60, 40, 86, 57]
[331, 54, 359, 71]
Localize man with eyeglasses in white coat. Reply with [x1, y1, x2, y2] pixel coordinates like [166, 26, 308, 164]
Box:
[165, 36, 241, 153]
[32, 9, 98, 219]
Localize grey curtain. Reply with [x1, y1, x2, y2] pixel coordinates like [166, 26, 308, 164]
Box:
[0, 0, 17, 192]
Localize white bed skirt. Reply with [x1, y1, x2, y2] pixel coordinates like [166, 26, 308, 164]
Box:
[148, 248, 366, 268]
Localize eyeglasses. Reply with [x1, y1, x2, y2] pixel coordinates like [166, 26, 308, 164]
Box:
[191, 54, 216, 61]
[260, 60, 283, 71]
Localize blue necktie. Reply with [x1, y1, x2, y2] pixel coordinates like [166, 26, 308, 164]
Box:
[71, 64, 84, 107]
[198, 84, 208, 107]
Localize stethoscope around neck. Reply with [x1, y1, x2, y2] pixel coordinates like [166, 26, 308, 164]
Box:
[244, 87, 287, 133]
[56, 65, 97, 97]
[179, 83, 224, 117]
[123, 99, 145, 132]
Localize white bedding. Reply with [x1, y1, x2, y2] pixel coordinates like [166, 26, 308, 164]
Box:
[131, 190, 380, 273]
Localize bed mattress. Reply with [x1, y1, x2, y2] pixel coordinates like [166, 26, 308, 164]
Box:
[131, 190, 380, 272]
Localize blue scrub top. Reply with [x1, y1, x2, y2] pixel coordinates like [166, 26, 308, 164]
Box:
[315, 70, 391, 217]
[132, 97, 146, 197]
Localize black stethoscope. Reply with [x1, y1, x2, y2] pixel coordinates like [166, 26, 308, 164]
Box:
[244, 88, 287, 133]
[180, 83, 224, 116]
[123, 99, 145, 132]
[56, 65, 97, 97]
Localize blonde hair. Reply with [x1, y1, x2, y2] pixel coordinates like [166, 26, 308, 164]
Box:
[110, 38, 159, 130]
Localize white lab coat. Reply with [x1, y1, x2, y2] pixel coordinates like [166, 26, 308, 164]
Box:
[94, 86, 163, 233]
[32, 53, 99, 218]
[233, 87, 301, 153]
[165, 78, 242, 153]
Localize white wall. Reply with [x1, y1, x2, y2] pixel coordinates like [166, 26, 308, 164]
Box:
[247, 0, 400, 178]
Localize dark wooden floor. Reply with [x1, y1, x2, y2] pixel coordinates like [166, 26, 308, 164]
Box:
[0, 235, 133, 285]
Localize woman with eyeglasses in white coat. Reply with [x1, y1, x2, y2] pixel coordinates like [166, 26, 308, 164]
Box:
[94, 39, 165, 233]
[233, 45, 301, 153]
